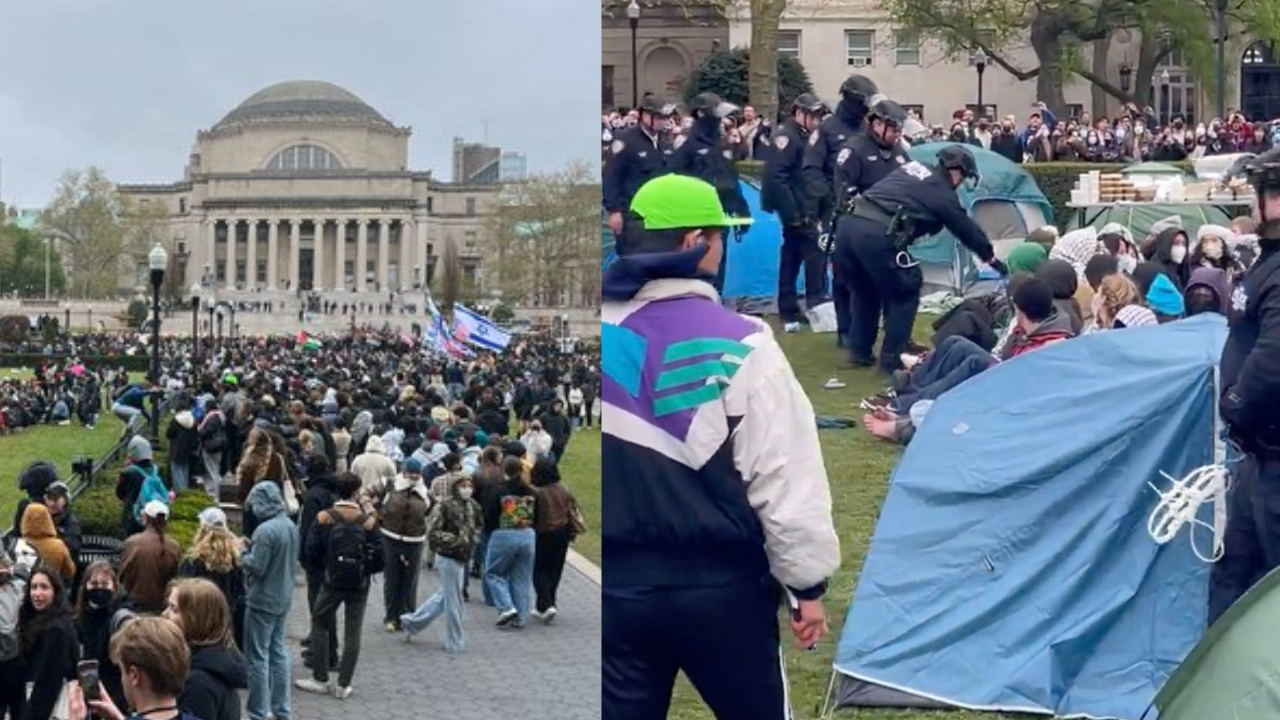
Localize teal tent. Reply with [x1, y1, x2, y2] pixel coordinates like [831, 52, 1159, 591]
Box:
[905, 143, 1054, 292]
[1122, 161, 1188, 176]
[1068, 203, 1237, 240]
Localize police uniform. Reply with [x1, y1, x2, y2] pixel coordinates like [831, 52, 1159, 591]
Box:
[603, 124, 671, 255]
[1209, 239, 1280, 624]
[803, 109, 864, 342]
[669, 121, 750, 293]
[839, 159, 995, 372]
[761, 118, 824, 323]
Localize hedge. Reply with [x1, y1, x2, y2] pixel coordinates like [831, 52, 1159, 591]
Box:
[733, 160, 1199, 231]
[0, 354, 151, 372]
[77, 482, 214, 550]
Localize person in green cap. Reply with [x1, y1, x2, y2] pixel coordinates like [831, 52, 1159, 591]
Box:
[601, 173, 840, 720]
[1005, 242, 1048, 276]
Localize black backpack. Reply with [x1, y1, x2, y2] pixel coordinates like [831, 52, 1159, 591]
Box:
[324, 511, 370, 591]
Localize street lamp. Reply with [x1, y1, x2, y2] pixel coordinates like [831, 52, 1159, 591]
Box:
[42, 237, 51, 300]
[1119, 62, 1133, 94]
[190, 282, 202, 367]
[628, 0, 641, 108]
[147, 243, 167, 442]
[1159, 68, 1171, 126]
[974, 49, 988, 119]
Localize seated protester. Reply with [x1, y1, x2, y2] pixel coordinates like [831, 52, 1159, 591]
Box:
[1005, 242, 1047, 276]
[1185, 266, 1231, 317]
[1098, 223, 1140, 273]
[1131, 260, 1167, 298]
[118, 501, 182, 615]
[1142, 226, 1191, 291]
[871, 334, 1001, 413]
[20, 502, 77, 586]
[1092, 274, 1150, 329]
[1084, 254, 1120, 293]
[1025, 225, 1059, 252]
[1146, 272, 1187, 323]
[115, 437, 168, 537]
[1229, 215, 1260, 269]
[74, 616, 204, 720]
[1191, 224, 1245, 279]
[1035, 259, 1085, 333]
[1048, 227, 1102, 311]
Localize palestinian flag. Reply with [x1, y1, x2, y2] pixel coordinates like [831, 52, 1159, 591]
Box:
[297, 331, 322, 351]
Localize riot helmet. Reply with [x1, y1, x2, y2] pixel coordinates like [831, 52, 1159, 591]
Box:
[867, 100, 908, 149]
[936, 145, 981, 190]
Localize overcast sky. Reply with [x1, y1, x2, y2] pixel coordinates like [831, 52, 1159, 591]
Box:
[0, 0, 599, 208]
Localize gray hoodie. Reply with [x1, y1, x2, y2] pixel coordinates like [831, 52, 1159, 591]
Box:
[240, 482, 298, 615]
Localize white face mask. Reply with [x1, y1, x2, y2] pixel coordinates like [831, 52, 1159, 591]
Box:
[1171, 245, 1188, 264]
[458, 487, 474, 500]
[1202, 240, 1223, 260]
[1118, 255, 1137, 274]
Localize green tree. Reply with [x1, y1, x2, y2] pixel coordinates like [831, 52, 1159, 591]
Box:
[0, 224, 67, 297]
[440, 234, 462, 313]
[885, 0, 1280, 114]
[684, 46, 814, 118]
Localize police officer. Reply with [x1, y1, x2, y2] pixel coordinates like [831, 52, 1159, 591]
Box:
[762, 93, 828, 332]
[802, 74, 879, 347]
[838, 145, 1004, 373]
[1210, 148, 1280, 625]
[669, 92, 751, 293]
[603, 95, 674, 254]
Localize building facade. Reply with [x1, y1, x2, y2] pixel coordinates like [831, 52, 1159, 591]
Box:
[729, 1, 1280, 124]
[452, 137, 502, 184]
[602, 0, 729, 109]
[119, 80, 495, 303]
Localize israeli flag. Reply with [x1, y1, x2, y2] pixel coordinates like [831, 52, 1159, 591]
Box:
[453, 304, 511, 351]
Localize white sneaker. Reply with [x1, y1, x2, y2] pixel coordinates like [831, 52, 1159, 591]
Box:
[295, 678, 332, 695]
[823, 377, 847, 390]
[334, 685, 353, 700]
[783, 322, 802, 333]
[900, 353, 921, 370]
[541, 607, 558, 625]
[495, 609, 518, 627]
[529, 610, 544, 621]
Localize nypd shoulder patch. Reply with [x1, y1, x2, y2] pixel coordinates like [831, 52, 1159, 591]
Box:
[896, 155, 907, 164]
[611, 140, 625, 155]
[775, 135, 789, 150]
[674, 135, 686, 149]
[697, 147, 709, 155]
[1232, 284, 1249, 312]
[903, 161, 933, 180]
[837, 148, 851, 165]
[723, 149, 733, 159]
[809, 132, 820, 146]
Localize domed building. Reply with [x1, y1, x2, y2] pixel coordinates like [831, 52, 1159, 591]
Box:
[120, 80, 494, 304]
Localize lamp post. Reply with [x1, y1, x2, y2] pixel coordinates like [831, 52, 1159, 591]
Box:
[147, 243, 167, 442]
[43, 237, 51, 300]
[974, 49, 988, 119]
[1160, 68, 1171, 126]
[190, 283, 202, 368]
[1119, 61, 1133, 94]
[628, 0, 641, 108]
[215, 307, 224, 356]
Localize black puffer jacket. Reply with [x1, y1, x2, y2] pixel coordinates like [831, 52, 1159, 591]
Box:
[180, 644, 249, 720]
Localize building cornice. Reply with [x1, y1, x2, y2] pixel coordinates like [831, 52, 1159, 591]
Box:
[198, 119, 412, 140]
[199, 197, 420, 211]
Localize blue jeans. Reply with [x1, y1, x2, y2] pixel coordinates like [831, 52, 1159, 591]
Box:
[896, 336, 996, 410]
[170, 462, 190, 492]
[484, 528, 535, 625]
[475, 531, 494, 606]
[401, 556, 467, 652]
[244, 607, 291, 720]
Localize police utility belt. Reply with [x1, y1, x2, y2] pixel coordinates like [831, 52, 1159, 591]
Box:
[850, 197, 923, 268]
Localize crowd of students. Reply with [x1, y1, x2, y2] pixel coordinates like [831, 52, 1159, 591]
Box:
[0, 327, 598, 720]
[858, 215, 1258, 444]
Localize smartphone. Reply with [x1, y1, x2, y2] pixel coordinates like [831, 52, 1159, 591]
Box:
[78, 660, 101, 702]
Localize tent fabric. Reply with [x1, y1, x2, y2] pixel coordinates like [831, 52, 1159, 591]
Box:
[834, 314, 1229, 720]
[1122, 162, 1187, 176]
[1069, 203, 1236, 241]
[1154, 566, 1280, 720]
[905, 142, 1055, 267]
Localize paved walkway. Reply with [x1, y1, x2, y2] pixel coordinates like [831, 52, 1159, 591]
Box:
[281, 561, 602, 720]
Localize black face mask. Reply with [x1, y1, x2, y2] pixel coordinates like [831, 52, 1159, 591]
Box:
[85, 588, 113, 609]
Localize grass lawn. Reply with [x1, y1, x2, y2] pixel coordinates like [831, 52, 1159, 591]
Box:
[666, 319, 1012, 720]
[561, 424, 602, 565]
[0, 415, 128, 530]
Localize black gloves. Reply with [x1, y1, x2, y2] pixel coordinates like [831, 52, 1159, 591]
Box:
[988, 257, 1008, 276]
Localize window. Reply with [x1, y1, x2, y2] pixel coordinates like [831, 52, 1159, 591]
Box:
[426, 197, 434, 214]
[965, 104, 998, 120]
[465, 197, 476, 216]
[465, 230, 478, 249]
[1065, 103, 1085, 120]
[178, 198, 188, 214]
[845, 30, 874, 67]
[901, 104, 925, 122]
[256, 261, 267, 283]
[603, 65, 615, 107]
[236, 261, 246, 284]
[1156, 72, 1197, 125]
[894, 31, 920, 66]
[266, 144, 342, 172]
[1160, 48, 1186, 67]
[968, 30, 996, 65]
[1243, 43, 1276, 65]
[778, 31, 801, 60]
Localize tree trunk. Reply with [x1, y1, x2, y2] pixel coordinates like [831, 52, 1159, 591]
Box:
[1029, 14, 1067, 115]
[748, 0, 787, 125]
[1091, 37, 1111, 117]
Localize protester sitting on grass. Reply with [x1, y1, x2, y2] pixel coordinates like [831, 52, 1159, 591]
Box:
[1190, 224, 1243, 277]
[1143, 227, 1191, 291]
[1146, 272, 1187, 323]
[1184, 266, 1231, 317]
[75, 561, 135, 713]
[119, 501, 182, 615]
[1091, 274, 1157, 329]
[164, 578, 249, 720]
[1035, 259, 1086, 332]
[1084, 254, 1120, 292]
[1005, 242, 1047, 276]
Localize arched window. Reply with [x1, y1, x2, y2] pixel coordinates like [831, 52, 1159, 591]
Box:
[266, 144, 341, 172]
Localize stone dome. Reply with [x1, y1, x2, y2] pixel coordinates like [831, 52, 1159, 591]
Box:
[214, 80, 391, 129]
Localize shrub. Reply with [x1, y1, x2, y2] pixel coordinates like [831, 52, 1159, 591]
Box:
[0, 354, 151, 373]
[125, 300, 148, 329]
[0, 316, 29, 344]
[77, 481, 125, 540]
[684, 47, 814, 119]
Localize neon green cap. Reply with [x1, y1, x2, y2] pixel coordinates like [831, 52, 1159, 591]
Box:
[629, 174, 754, 230]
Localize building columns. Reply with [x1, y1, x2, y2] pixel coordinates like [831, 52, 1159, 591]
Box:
[313, 218, 325, 292]
[267, 220, 279, 291]
[334, 220, 347, 291]
[414, 215, 429, 291]
[356, 220, 369, 293]
[289, 219, 301, 292]
[245, 220, 258, 291]
[378, 220, 390, 293]
[225, 219, 238, 289]
[205, 220, 218, 287]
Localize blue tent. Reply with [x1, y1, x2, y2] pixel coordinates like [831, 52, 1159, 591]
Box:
[906, 143, 1054, 291]
[831, 315, 1227, 719]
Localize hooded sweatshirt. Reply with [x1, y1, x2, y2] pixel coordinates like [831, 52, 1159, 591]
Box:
[1035, 260, 1085, 333]
[180, 644, 249, 720]
[350, 434, 398, 499]
[20, 504, 75, 582]
[427, 473, 483, 562]
[1146, 273, 1187, 318]
[1148, 227, 1191, 291]
[166, 410, 200, 468]
[1185, 266, 1231, 315]
[1001, 309, 1078, 360]
[240, 482, 298, 615]
[1005, 243, 1047, 276]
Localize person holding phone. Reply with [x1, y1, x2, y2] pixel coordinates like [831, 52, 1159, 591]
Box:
[68, 616, 202, 720]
